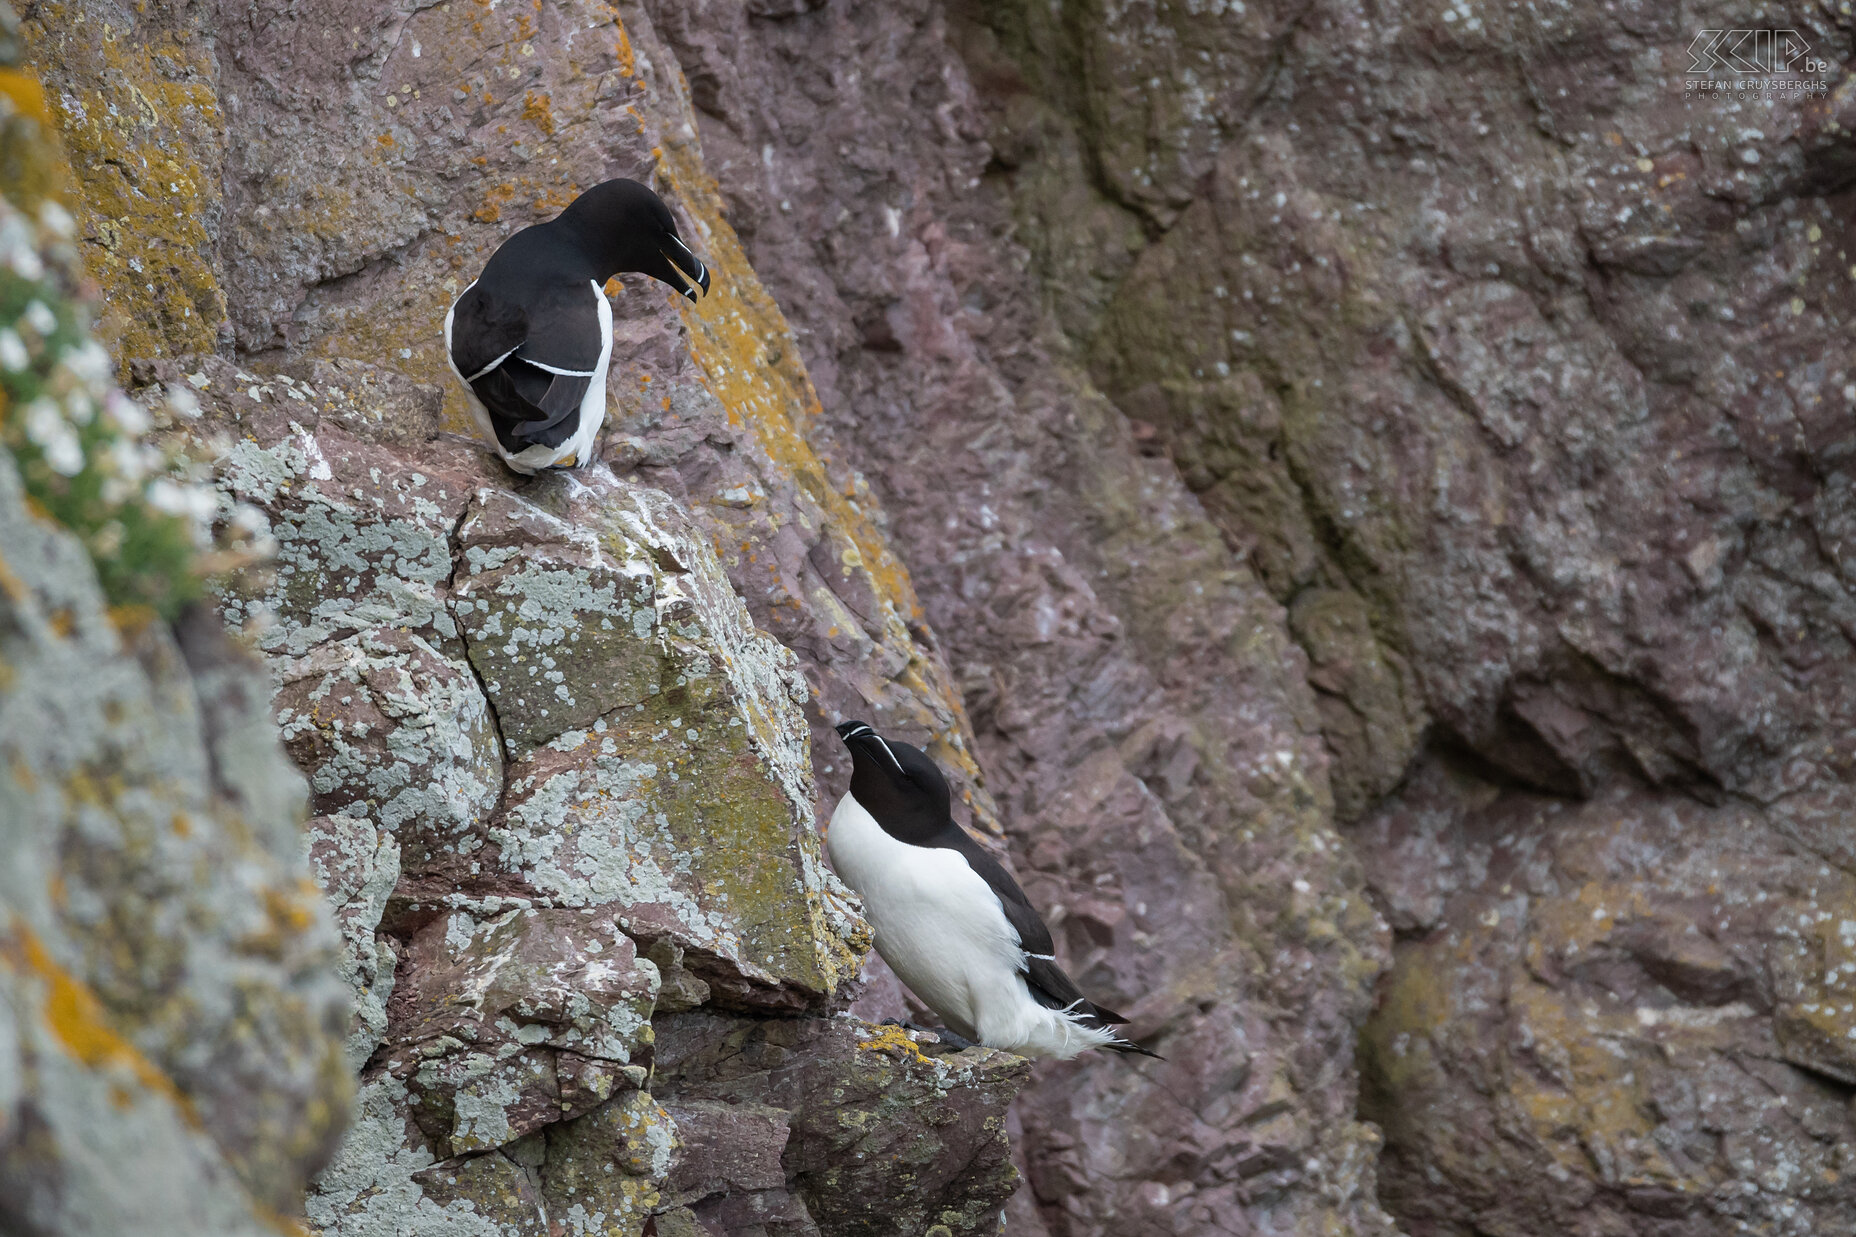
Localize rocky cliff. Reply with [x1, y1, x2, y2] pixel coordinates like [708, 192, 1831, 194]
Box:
[0, 23, 351, 1232]
[12, 0, 1029, 1232]
[12, 0, 1856, 1235]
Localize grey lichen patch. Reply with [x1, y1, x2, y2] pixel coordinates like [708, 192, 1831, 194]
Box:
[466, 470, 867, 1004]
[276, 627, 501, 872]
[453, 488, 663, 759]
[387, 905, 661, 1159]
[0, 434, 350, 1227]
[219, 431, 460, 654]
[422, 1053, 539, 1155]
[410, 1151, 551, 1236]
[542, 1091, 680, 1237]
[306, 1076, 508, 1237]
[166, 356, 480, 666]
[307, 810, 402, 1071]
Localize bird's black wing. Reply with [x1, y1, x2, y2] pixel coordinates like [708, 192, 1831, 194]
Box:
[938, 825, 1161, 1058]
[450, 279, 604, 447]
[940, 828, 1123, 1020]
[449, 282, 529, 394]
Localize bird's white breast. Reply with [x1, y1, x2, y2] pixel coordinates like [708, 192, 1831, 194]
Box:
[827, 793, 1024, 1044]
[826, 793, 1127, 1059]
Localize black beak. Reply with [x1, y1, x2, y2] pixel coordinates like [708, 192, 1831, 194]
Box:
[663, 235, 710, 300]
[835, 719, 905, 774]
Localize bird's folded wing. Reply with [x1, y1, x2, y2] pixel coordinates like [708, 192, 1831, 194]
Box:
[452, 281, 605, 424]
[449, 283, 528, 382]
[941, 829, 1127, 1022]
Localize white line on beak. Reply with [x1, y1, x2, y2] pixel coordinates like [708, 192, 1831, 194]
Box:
[873, 736, 906, 776]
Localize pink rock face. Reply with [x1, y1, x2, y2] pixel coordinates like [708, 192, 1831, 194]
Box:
[635, 0, 1856, 1234]
[640, 3, 1394, 1234]
[1355, 766, 1856, 1235]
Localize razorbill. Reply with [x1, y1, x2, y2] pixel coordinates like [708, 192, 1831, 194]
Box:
[828, 720, 1160, 1060]
[444, 178, 710, 474]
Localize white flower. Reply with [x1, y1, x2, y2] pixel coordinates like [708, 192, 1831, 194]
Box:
[27, 401, 86, 475]
[144, 477, 218, 526]
[165, 384, 201, 419]
[38, 201, 75, 240]
[107, 436, 148, 482]
[185, 485, 221, 526]
[104, 389, 150, 435]
[228, 503, 271, 536]
[64, 390, 94, 425]
[22, 301, 55, 336]
[0, 216, 32, 265]
[62, 339, 110, 384]
[144, 478, 192, 516]
[45, 436, 84, 476]
[7, 246, 44, 281]
[0, 329, 28, 372]
[22, 397, 64, 445]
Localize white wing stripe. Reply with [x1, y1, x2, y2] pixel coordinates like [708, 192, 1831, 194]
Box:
[464, 346, 519, 383]
[516, 355, 599, 377]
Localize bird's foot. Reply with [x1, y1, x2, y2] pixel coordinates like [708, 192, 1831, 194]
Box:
[879, 1018, 978, 1052]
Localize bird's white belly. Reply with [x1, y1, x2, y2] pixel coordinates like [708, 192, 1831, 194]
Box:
[826, 794, 1108, 1058]
[826, 795, 1021, 1041]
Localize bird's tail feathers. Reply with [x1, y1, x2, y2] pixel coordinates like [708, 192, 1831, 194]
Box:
[1056, 998, 1163, 1060]
[1104, 1037, 1165, 1060]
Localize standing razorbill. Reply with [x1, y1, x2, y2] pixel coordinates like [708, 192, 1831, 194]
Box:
[444, 178, 709, 474]
[828, 720, 1160, 1060]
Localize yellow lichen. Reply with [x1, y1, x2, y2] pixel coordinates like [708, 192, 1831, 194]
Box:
[0, 64, 70, 216]
[520, 90, 555, 136]
[21, 3, 227, 366]
[650, 90, 986, 790]
[857, 1022, 933, 1065]
[0, 549, 27, 604]
[0, 68, 50, 124]
[2, 915, 197, 1122]
[612, 20, 637, 79]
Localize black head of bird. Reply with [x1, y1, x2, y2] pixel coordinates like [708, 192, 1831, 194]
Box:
[557, 178, 711, 300]
[834, 720, 950, 844]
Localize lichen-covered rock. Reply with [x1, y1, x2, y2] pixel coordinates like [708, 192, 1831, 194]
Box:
[950, 0, 1856, 1230]
[136, 336, 969, 1232]
[29, 0, 1044, 1220]
[1356, 770, 1856, 1235]
[388, 904, 659, 1157]
[308, 811, 402, 1071]
[35, 0, 996, 838]
[0, 167, 350, 1237]
[641, 4, 1397, 1234]
[19, 0, 227, 364]
[0, 430, 351, 1232]
[280, 630, 502, 873]
[635, 0, 1856, 1233]
[455, 472, 865, 1006]
[655, 1014, 1030, 1237]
